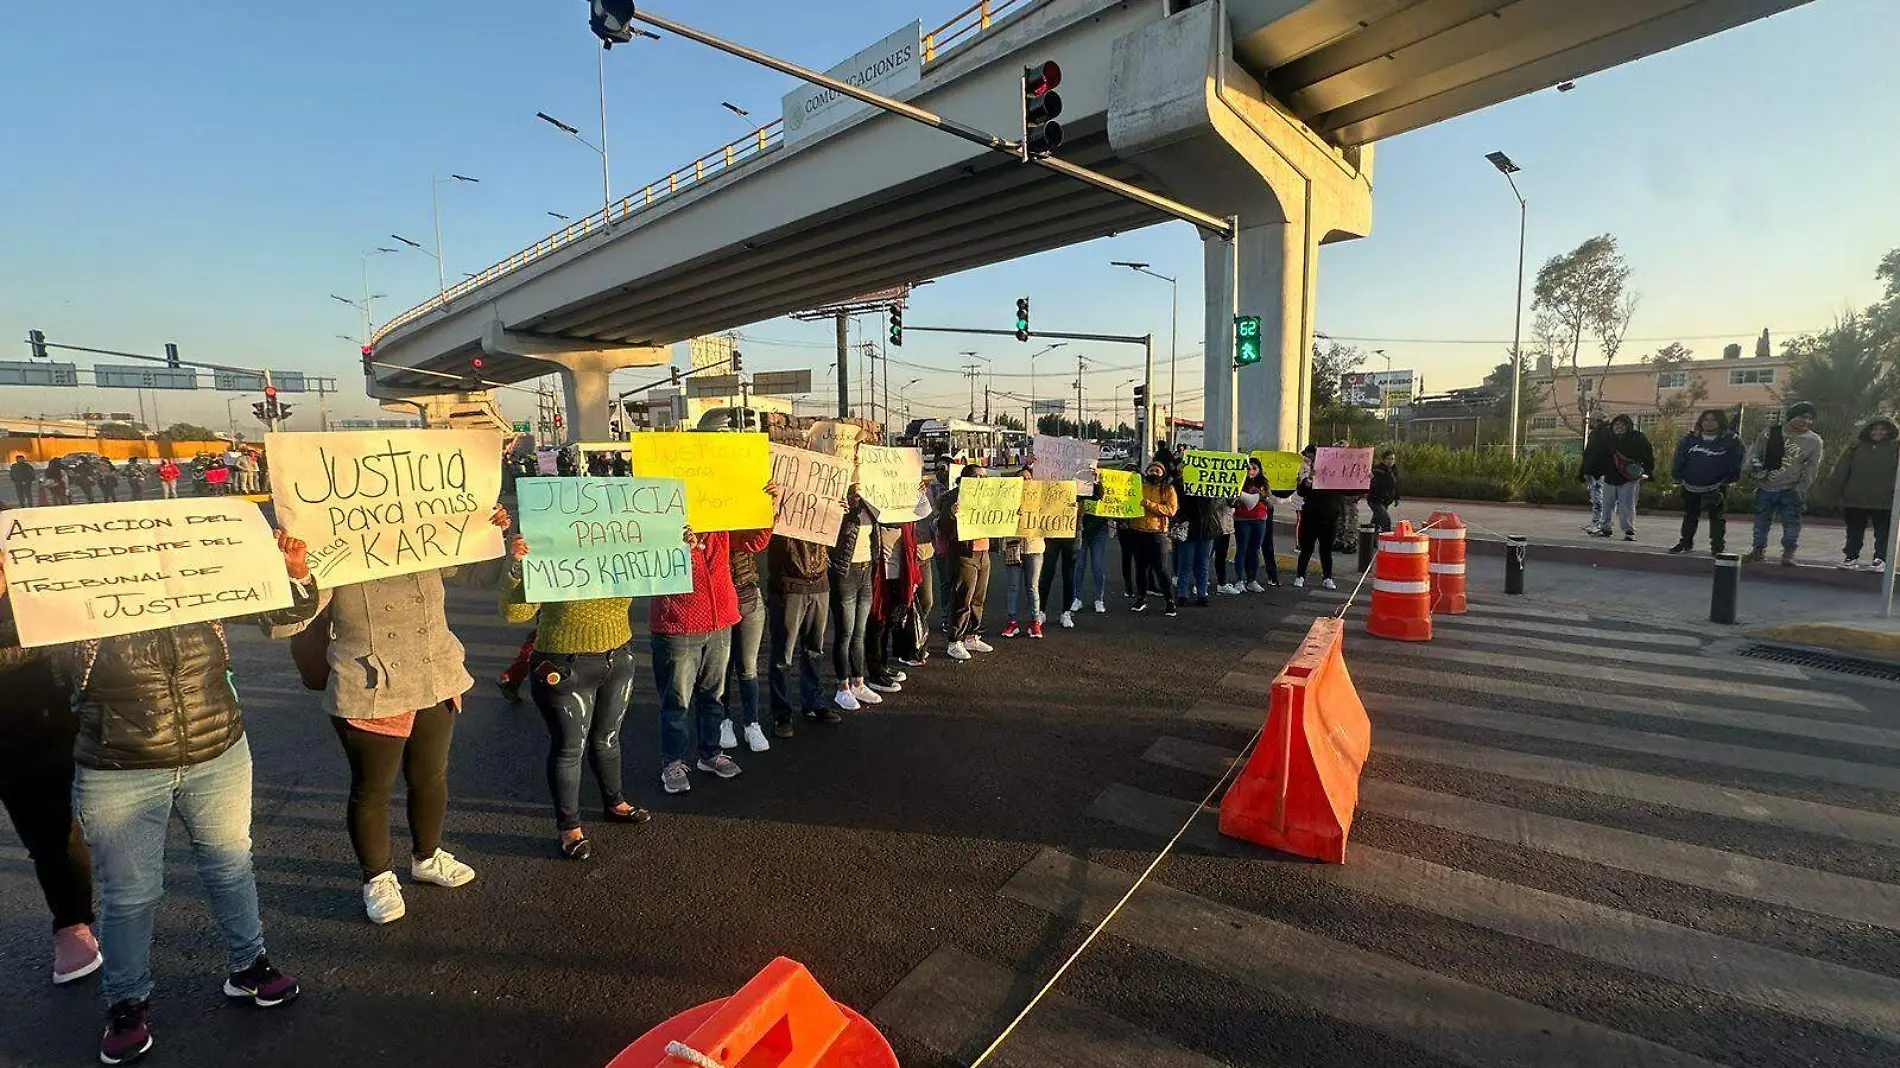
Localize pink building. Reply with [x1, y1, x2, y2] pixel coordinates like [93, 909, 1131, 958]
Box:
[1526, 352, 1788, 446]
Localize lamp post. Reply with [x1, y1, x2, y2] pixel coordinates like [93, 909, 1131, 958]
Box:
[1486, 150, 1528, 455]
[392, 172, 476, 299]
[331, 248, 395, 344]
[899, 378, 921, 425]
[1111, 261, 1178, 443]
[1027, 341, 1065, 432]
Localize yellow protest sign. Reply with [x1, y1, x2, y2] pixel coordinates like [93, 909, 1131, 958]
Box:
[1251, 450, 1303, 494]
[629, 432, 773, 532]
[1085, 469, 1145, 519]
[955, 476, 1023, 540]
[1180, 449, 1249, 497]
[1017, 479, 1079, 539]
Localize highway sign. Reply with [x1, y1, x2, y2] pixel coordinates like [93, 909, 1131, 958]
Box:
[94, 365, 198, 390]
[0, 361, 79, 387]
[686, 374, 742, 398]
[512, 421, 532, 433]
[751, 369, 813, 396]
[213, 370, 308, 392]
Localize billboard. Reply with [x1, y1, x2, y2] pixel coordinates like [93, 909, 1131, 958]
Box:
[781, 22, 922, 147]
[1341, 370, 1416, 408]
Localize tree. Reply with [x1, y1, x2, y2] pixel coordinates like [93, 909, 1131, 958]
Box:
[94, 422, 144, 440]
[1780, 314, 1897, 435]
[162, 422, 222, 441]
[1645, 342, 1708, 430]
[1310, 340, 1365, 411]
[1530, 234, 1635, 434]
[993, 413, 1025, 431]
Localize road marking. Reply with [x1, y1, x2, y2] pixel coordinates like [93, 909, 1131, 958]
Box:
[1000, 848, 1729, 1068]
[1415, 628, 1796, 678]
[872, 944, 1230, 1068]
[1303, 590, 1592, 622]
[1239, 644, 1865, 712]
[1089, 781, 1900, 1045]
[1313, 602, 1708, 647]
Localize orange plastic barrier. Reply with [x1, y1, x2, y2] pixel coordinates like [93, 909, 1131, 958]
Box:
[1218, 616, 1373, 863]
[1366, 521, 1433, 642]
[605, 957, 897, 1068]
[1425, 511, 1468, 615]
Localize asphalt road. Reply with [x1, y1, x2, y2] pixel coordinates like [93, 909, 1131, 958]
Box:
[2, 550, 1897, 1068]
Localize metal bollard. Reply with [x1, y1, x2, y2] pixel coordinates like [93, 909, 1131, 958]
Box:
[1505, 535, 1527, 595]
[1711, 552, 1740, 624]
[1358, 524, 1376, 573]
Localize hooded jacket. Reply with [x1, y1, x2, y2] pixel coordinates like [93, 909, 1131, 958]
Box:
[1824, 418, 1899, 511]
[1671, 410, 1745, 492]
[1579, 422, 1615, 480]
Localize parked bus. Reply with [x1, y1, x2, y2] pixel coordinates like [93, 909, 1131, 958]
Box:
[904, 419, 1004, 465]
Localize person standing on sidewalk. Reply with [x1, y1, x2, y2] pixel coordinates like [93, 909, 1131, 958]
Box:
[1746, 402, 1826, 565]
[1579, 414, 1614, 535]
[766, 530, 836, 737]
[1823, 416, 1897, 570]
[1668, 409, 1745, 555]
[1595, 414, 1655, 541]
[1367, 450, 1400, 533]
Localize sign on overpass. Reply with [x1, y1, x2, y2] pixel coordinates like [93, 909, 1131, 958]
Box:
[95, 365, 198, 390]
[782, 21, 921, 147]
[213, 370, 309, 392]
[751, 369, 813, 396]
[686, 374, 742, 398]
[0, 361, 79, 387]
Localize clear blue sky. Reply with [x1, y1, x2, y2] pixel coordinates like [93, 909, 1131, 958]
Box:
[1, 0, 1893, 430]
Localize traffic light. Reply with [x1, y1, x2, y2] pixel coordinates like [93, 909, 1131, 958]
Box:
[263, 385, 278, 401]
[1014, 297, 1031, 342]
[27, 329, 47, 359]
[275, 404, 293, 421]
[669, 366, 682, 387]
[360, 345, 374, 374]
[731, 350, 744, 372]
[1133, 384, 1148, 408]
[1234, 315, 1262, 367]
[588, 0, 638, 47]
[888, 306, 904, 347]
[164, 343, 181, 369]
[252, 402, 270, 424]
[1021, 61, 1063, 159]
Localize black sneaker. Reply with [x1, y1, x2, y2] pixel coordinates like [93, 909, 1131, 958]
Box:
[100, 1000, 153, 1065]
[1164, 604, 1180, 618]
[1131, 601, 1148, 614]
[1667, 541, 1692, 554]
[771, 720, 795, 739]
[1623, 532, 1636, 542]
[224, 954, 300, 1008]
[1195, 597, 1210, 608]
[803, 708, 843, 725]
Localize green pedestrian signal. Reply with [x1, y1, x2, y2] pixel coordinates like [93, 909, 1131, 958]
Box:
[1234, 315, 1262, 367]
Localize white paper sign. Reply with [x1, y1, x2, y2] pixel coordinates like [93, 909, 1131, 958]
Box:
[267, 428, 505, 587]
[1032, 435, 1099, 488]
[1, 498, 293, 647]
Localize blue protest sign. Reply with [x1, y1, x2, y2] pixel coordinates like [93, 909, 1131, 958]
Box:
[515, 477, 693, 602]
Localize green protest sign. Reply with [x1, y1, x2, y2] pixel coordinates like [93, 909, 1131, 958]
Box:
[515, 477, 692, 602]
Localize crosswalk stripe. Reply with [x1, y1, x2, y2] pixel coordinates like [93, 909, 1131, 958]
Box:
[1371, 627, 1795, 678]
[1092, 780, 1900, 1045]
[1239, 644, 1865, 711]
[871, 944, 1230, 1068]
[1000, 848, 1729, 1068]
[1309, 608, 1708, 648]
[1303, 589, 1592, 622]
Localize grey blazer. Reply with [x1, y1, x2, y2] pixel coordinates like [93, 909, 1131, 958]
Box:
[270, 569, 473, 720]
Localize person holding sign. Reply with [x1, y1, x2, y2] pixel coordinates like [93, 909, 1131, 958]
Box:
[829, 491, 882, 710]
[499, 536, 654, 862]
[1076, 480, 1114, 615]
[766, 526, 837, 736]
[1234, 458, 1279, 590]
[719, 537, 774, 754]
[940, 465, 999, 662]
[1127, 461, 1180, 616]
[3, 530, 318, 1064]
[1292, 446, 1340, 590]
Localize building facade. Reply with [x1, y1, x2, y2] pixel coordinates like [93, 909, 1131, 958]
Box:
[1526, 351, 1788, 447]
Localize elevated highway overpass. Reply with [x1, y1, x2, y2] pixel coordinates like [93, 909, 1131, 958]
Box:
[367, 0, 1810, 448]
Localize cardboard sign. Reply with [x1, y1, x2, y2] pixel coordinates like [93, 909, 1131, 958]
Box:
[629, 432, 774, 532]
[955, 477, 1024, 540]
[1313, 446, 1375, 491]
[1, 498, 294, 647]
[1031, 435, 1099, 487]
[1086, 469, 1146, 519]
[267, 428, 505, 587]
[1180, 449, 1249, 497]
[806, 421, 863, 462]
[536, 449, 560, 476]
[515, 477, 692, 602]
[1017, 479, 1079, 539]
[856, 445, 924, 520]
[1251, 450, 1302, 494]
[769, 444, 851, 545]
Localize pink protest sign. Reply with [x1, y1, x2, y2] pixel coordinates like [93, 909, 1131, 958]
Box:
[1312, 447, 1374, 491]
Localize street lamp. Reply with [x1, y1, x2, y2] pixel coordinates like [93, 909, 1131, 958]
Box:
[1111, 260, 1178, 444]
[548, 211, 572, 221]
[899, 378, 921, 424]
[393, 172, 477, 299]
[1118, 377, 1138, 435]
[331, 247, 395, 343]
[1486, 150, 1528, 454]
[1027, 341, 1066, 429]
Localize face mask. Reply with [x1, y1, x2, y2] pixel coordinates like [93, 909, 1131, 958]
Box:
[1144, 474, 1161, 485]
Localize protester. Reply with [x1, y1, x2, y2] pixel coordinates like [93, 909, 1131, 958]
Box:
[1579, 414, 1613, 535]
[1075, 481, 1114, 614]
[1116, 509, 1142, 601]
[1128, 460, 1179, 616]
[942, 464, 998, 659]
[766, 528, 836, 737]
[1039, 485, 1081, 629]
[1292, 445, 1339, 590]
[719, 530, 773, 751]
[1367, 450, 1400, 533]
[1823, 416, 1897, 570]
[270, 506, 511, 925]
[0, 592, 99, 988]
[500, 537, 651, 862]
[157, 458, 181, 500]
[830, 490, 880, 709]
[865, 518, 920, 690]
[1746, 402, 1826, 565]
[904, 472, 938, 664]
[1173, 486, 1216, 607]
[926, 459, 958, 638]
[1001, 532, 1045, 638]
[1668, 408, 1745, 555]
[123, 458, 149, 501]
[43, 457, 71, 506]
[25, 530, 318, 1063]
[10, 454, 37, 506]
[97, 459, 120, 503]
[70, 459, 96, 503]
[1234, 458, 1278, 590]
[205, 459, 231, 496]
[1594, 414, 1655, 541]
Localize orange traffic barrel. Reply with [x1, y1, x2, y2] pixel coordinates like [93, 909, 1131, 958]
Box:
[1425, 511, 1468, 615]
[605, 958, 897, 1068]
[1366, 521, 1433, 642]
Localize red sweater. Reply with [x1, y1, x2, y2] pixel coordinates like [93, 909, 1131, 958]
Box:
[650, 528, 772, 636]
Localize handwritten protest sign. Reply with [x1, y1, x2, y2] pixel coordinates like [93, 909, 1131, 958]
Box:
[769, 444, 850, 545]
[268, 428, 504, 587]
[1251, 450, 1302, 494]
[1180, 449, 1249, 497]
[536, 450, 560, 476]
[515, 477, 691, 602]
[856, 445, 923, 519]
[629, 432, 773, 532]
[1017, 479, 1079, 539]
[1085, 469, 1145, 518]
[1314, 446, 1375, 491]
[955, 477, 1023, 540]
[806, 421, 863, 462]
[1031, 436, 1099, 487]
[1, 499, 293, 647]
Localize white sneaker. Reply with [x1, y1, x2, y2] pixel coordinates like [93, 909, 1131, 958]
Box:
[1292, 577, 1306, 589]
[1583, 523, 1601, 535]
[1245, 581, 1266, 593]
[834, 688, 861, 711]
[947, 641, 972, 661]
[965, 637, 995, 654]
[363, 872, 406, 925]
[1873, 558, 1888, 571]
[851, 682, 884, 705]
[742, 722, 771, 752]
[1069, 599, 1083, 613]
[718, 720, 739, 749]
[1322, 578, 1338, 591]
[1093, 600, 1106, 614]
[1059, 611, 1074, 628]
[410, 849, 476, 888]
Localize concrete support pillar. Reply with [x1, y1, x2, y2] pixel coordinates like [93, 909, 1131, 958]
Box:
[1205, 220, 1318, 452]
[481, 322, 669, 442]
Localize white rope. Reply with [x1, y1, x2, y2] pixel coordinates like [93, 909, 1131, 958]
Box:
[664, 1041, 727, 1068]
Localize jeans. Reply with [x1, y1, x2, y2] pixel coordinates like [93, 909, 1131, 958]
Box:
[1751, 489, 1804, 553]
[1677, 488, 1727, 551]
[1234, 519, 1270, 584]
[1603, 480, 1638, 535]
[829, 565, 873, 682]
[1039, 538, 1076, 609]
[1, 731, 94, 931]
[332, 703, 456, 881]
[653, 629, 731, 767]
[1076, 528, 1111, 602]
[12, 478, 34, 507]
[1369, 501, 1394, 533]
[160, 480, 178, 499]
[531, 647, 635, 831]
[725, 593, 766, 726]
[1006, 553, 1044, 619]
[74, 737, 266, 1006]
[769, 589, 830, 718]
[1843, 507, 1892, 562]
[951, 550, 992, 641]
[1587, 476, 1606, 528]
[1131, 532, 1174, 607]
[1176, 538, 1212, 599]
